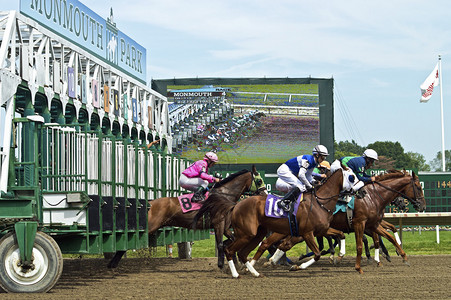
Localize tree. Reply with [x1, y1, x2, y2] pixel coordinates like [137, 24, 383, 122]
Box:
[335, 140, 430, 171]
[430, 150, 451, 171]
[334, 140, 365, 159]
[406, 152, 431, 171]
[367, 141, 412, 169]
[372, 156, 396, 170]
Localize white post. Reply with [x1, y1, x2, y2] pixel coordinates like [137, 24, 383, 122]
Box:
[439, 55, 446, 171]
[436, 225, 440, 244]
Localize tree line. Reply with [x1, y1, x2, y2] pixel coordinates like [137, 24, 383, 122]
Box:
[334, 140, 448, 172]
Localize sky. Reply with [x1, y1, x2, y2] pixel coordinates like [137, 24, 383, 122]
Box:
[2, 0, 451, 164]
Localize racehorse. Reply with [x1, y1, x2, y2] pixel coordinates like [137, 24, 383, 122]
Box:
[107, 166, 266, 269]
[252, 198, 406, 267]
[256, 170, 426, 274]
[197, 168, 358, 278]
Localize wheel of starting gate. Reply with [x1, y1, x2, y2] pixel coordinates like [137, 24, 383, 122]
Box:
[177, 242, 192, 259]
[0, 231, 63, 293]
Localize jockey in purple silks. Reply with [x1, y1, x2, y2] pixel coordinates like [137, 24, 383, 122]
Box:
[178, 152, 221, 202]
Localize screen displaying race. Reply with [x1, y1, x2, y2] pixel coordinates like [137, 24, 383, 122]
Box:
[168, 83, 320, 165]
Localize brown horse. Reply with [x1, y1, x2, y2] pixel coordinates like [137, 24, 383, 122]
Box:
[254, 170, 426, 274]
[250, 198, 406, 267]
[197, 168, 358, 278]
[107, 166, 266, 269]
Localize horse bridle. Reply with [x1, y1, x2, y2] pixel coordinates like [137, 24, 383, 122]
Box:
[310, 189, 340, 214]
[371, 175, 424, 208]
[243, 172, 267, 196]
[210, 171, 266, 198]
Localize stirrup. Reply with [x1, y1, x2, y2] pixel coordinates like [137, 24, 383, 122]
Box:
[192, 193, 204, 203]
[277, 200, 291, 212]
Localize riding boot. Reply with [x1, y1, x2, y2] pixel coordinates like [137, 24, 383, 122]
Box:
[277, 186, 301, 212]
[192, 186, 206, 203]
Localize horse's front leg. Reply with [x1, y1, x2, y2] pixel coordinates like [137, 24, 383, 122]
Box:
[381, 219, 402, 246]
[379, 236, 391, 262]
[370, 232, 382, 266]
[375, 224, 409, 266]
[324, 227, 345, 265]
[290, 232, 319, 271]
[353, 221, 366, 274]
[324, 236, 335, 264]
[214, 223, 226, 269]
[250, 232, 286, 267]
[362, 234, 372, 262]
[269, 235, 303, 266]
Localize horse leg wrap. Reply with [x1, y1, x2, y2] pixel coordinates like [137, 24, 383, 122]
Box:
[300, 258, 316, 269]
[374, 248, 380, 263]
[249, 259, 256, 267]
[245, 261, 260, 277]
[339, 239, 346, 257]
[228, 260, 240, 278]
[269, 249, 285, 265]
[394, 232, 402, 245]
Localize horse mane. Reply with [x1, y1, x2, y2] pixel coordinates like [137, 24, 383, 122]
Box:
[214, 169, 249, 188]
[375, 169, 405, 182]
[317, 168, 342, 191]
[191, 169, 249, 228]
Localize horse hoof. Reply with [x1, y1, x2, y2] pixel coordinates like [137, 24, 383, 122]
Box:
[403, 260, 411, 267]
[356, 268, 364, 274]
[385, 256, 391, 263]
[377, 262, 382, 267]
[289, 265, 300, 271]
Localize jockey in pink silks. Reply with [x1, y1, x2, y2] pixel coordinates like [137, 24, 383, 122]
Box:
[178, 152, 221, 202]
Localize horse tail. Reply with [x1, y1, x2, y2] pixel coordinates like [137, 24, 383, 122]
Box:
[191, 196, 215, 229]
[191, 193, 237, 229]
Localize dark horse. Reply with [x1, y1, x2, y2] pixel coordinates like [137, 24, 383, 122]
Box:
[251, 170, 426, 274]
[197, 168, 359, 278]
[107, 166, 266, 269]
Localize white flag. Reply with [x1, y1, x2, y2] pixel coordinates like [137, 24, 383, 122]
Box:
[420, 63, 439, 102]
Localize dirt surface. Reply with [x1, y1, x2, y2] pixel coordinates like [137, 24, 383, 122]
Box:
[2, 255, 450, 299]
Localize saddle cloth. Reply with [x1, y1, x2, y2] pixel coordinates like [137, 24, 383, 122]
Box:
[177, 192, 209, 213]
[333, 196, 355, 215]
[264, 193, 303, 218]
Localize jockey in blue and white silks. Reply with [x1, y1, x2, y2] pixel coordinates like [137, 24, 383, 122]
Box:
[276, 145, 329, 212]
[276, 154, 317, 193]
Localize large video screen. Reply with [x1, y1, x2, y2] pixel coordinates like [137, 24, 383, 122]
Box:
[166, 82, 320, 165]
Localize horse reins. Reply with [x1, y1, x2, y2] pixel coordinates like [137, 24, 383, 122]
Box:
[371, 176, 422, 205]
[312, 190, 342, 214]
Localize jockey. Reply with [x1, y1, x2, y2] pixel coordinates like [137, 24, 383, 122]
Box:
[276, 145, 329, 212]
[330, 149, 378, 200]
[179, 152, 221, 202]
[313, 160, 331, 182]
[331, 149, 378, 183]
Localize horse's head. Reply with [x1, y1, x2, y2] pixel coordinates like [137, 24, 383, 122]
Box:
[376, 170, 426, 212]
[403, 171, 426, 212]
[248, 165, 267, 195]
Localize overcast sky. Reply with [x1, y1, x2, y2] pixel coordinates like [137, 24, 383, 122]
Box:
[3, 0, 451, 163]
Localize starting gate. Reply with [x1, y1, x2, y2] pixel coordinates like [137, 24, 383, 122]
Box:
[0, 4, 207, 293]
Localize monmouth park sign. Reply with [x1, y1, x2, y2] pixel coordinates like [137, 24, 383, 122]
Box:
[21, 0, 146, 83]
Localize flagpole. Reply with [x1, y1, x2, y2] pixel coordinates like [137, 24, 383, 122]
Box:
[439, 55, 446, 171]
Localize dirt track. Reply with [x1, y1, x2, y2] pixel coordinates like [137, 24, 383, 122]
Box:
[2, 255, 450, 299]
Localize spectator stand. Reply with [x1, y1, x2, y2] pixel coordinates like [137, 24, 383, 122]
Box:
[167, 86, 234, 153]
